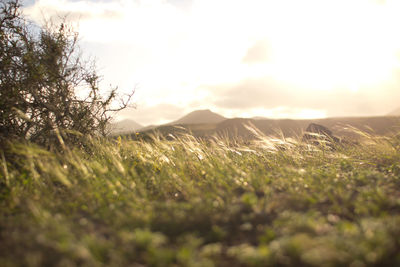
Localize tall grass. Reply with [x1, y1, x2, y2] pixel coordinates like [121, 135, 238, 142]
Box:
[1, 130, 400, 266]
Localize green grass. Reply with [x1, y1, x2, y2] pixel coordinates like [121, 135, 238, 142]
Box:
[1, 131, 400, 266]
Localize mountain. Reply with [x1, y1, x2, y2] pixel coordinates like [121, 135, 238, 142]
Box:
[110, 119, 143, 134]
[138, 124, 157, 132]
[133, 115, 400, 141]
[388, 107, 400, 116]
[169, 109, 226, 125]
[252, 116, 268, 120]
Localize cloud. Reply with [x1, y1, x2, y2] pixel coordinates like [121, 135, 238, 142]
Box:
[24, 0, 188, 44]
[166, 0, 193, 11]
[242, 39, 271, 64]
[117, 103, 186, 125]
[23, 0, 36, 7]
[209, 76, 400, 118]
[212, 78, 292, 109]
[24, 0, 124, 22]
[22, 0, 400, 125]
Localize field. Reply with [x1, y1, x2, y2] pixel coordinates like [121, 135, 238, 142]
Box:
[1, 129, 400, 266]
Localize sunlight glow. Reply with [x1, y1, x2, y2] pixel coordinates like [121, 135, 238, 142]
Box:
[264, 0, 400, 91]
[222, 107, 327, 120]
[24, 0, 400, 124]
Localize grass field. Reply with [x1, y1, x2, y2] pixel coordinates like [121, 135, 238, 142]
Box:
[1, 130, 400, 266]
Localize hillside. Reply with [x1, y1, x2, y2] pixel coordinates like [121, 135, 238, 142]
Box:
[388, 107, 400, 116]
[169, 109, 226, 125]
[135, 116, 400, 141]
[110, 119, 143, 134]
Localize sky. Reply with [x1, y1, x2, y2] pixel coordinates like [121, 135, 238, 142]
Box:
[23, 0, 400, 125]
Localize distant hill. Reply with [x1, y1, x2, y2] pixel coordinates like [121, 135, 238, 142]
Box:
[138, 124, 157, 132]
[169, 109, 226, 125]
[133, 116, 400, 141]
[388, 107, 400, 116]
[110, 119, 143, 134]
[215, 116, 400, 140]
[252, 116, 268, 120]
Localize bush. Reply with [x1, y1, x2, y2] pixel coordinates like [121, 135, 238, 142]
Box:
[0, 0, 133, 149]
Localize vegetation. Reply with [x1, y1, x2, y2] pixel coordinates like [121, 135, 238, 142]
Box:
[2, 2, 400, 267]
[135, 114, 400, 142]
[1, 130, 400, 266]
[0, 0, 133, 148]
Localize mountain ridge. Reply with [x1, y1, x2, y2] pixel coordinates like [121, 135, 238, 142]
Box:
[168, 109, 226, 125]
[110, 119, 143, 134]
[388, 107, 400, 116]
[132, 115, 400, 141]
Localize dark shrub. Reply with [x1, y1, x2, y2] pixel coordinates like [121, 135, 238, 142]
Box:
[0, 0, 133, 149]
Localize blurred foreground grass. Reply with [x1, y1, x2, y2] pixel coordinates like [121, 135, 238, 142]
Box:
[1, 131, 400, 267]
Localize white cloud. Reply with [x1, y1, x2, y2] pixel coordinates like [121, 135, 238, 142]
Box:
[117, 103, 186, 125]
[23, 0, 400, 124]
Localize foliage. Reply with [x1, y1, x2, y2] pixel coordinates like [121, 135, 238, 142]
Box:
[1, 131, 400, 266]
[0, 0, 132, 148]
